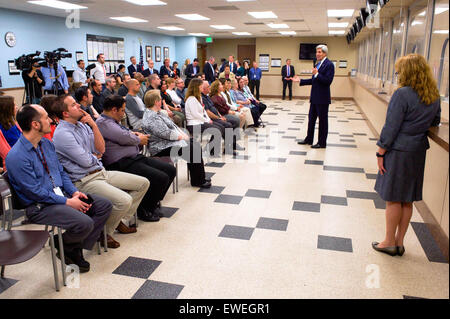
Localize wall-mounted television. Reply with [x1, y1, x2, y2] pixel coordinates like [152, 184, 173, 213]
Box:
[299, 43, 323, 60]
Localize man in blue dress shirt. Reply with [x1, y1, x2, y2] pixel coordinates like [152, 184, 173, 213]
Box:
[249, 61, 262, 100]
[6, 104, 112, 273]
[41, 62, 69, 96]
[293, 45, 335, 149]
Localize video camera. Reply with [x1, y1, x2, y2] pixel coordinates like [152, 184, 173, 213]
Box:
[43, 48, 72, 67]
[14, 51, 45, 71]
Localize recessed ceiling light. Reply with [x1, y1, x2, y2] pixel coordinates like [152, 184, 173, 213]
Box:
[123, 0, 166, 5]
[110, 16, 148, 23]
[327, 9, 354, 17]
[411, 21, 423, 26]
[435, 7, 449, 14]
[248, 11, 278, 19]
[210, 25, 235, 29]
[158, 26, 185, 31]
[328, 22, 349, 28]
[188, 33, 210, 36]
[267, 23, 289, 29]
[175, 14, 210, 20]
[418, 11, 426, 16]
[433, 30, 449, 34]
[329, 30, 346, 35]
[279, 31, 296, 35]
[27, 0, 87, 9]
[232, 32, 252, 35]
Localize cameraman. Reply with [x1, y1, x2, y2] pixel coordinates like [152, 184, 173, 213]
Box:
[41, 61, 69, 96]
[22, 61, 45, 104]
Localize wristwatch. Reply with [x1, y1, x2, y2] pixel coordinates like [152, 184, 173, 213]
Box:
[376, 152, 385, 158]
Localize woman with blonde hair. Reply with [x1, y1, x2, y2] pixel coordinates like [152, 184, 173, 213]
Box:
[181, 58, 190, 81]
[372, 54, 441, 257]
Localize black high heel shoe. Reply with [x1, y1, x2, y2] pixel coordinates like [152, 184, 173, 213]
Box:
[397, 246, 405, 256]
[372, 242, 398, 256]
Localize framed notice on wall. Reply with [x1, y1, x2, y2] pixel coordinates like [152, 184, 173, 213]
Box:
[259, 54, 270, 72]
[271, 58, 281, 68]
[86, 34, 125, 74]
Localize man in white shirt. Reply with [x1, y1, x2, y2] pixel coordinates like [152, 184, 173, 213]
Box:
[73, 60, 90, 87]
[90, 53, 107, 89]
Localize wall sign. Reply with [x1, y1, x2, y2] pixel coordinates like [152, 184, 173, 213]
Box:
[259, 54, 270, 72]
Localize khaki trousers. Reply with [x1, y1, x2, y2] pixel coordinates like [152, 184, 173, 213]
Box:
[75, 169, 150, 235]
[240, 107, 254, 127]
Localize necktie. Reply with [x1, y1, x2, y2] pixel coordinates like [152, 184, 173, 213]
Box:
[102, 64, 106, 79]
[316, 61, 322, 69]
[230, 63, 233, 73]
[150, 69, 153, 75]
[287, 66, 290, 77]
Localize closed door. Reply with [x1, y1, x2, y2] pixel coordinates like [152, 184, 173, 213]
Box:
[238, 45, 256, 64]
[197, 44, 207, 68]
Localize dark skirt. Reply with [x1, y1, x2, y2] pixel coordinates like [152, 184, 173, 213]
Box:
[374, 149, 426, 203]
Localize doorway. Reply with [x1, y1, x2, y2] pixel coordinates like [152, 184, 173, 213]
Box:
[237, 44, 256, 64]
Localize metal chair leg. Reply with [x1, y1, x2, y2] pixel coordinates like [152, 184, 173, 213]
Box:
[97, 241, 101, 255]
[56, 227, 66, 286]
[176, 161, 179, 193]
[103, 225, 108, 252]
[1, 265, 5, 278]
[48, 230, 60, 292]
[187, 166, 190, 181]
[134, 212, 138, 228]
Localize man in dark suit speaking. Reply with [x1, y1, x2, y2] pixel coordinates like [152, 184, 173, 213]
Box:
[293, 44, 335, 149]
[281, 59, 295, 100]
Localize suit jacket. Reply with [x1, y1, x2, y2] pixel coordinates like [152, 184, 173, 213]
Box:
[204, 62, 216, 83]
[160, 66, 174, 78]
[142, 68, 159, 78]
[282, 65, 295, 81]
[299, 58, 335, 105]
[220, 62, 238, 74]
[185, 64, 201, 79]
[218, 71, 236, 82]
[128, 64, 144, 78]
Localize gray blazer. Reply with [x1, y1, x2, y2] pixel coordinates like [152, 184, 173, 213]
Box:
[377, 86, 441, 152]
[141, 109, 187, 156]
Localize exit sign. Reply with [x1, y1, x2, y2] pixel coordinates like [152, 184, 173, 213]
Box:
[206, 37, 213, 43]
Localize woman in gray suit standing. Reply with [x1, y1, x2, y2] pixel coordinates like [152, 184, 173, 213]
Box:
[373, 54, 441, 256]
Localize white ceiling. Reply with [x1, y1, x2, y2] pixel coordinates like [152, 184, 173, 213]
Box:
[0, 0, 366, 38]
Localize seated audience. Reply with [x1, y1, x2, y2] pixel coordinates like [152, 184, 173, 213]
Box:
[97, 94, 176, 221]
[221, 78, 254, 128]
[75, 86, 100, 120]
[160, 58, 175, 78]
[6, 104, 112, 273]
[115, 64, 126, 86]
[125, 79, 146, 130]
[175, 78, 186, 110]
[145, 74, 175, 119]
[242, 76, 267, 124]
[118, 74, 131, 97]
[102, 77, 116, 100]
[143, 59, 159, 77]
[230, 78, 261, 128]
[172, 61, 181, 79]
[211, 80, 245, 129]
[134, 72, 147, 101]
[0, 96, 21, 147]
[52, 94, 150, 248]
[161, 79, 185, 127]
[1, 130, 11, 169]
[219, 65, 236, 82]
[91, 79, 105, 114]
[40, 94, 59, 140]
[142, 90, 211, 188]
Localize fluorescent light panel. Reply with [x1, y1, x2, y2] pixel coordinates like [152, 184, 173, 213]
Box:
[27, 0, 87, 9]
[279, 31, 296, 35]
[233, 32, 252, 35]
[327, 9, 354, 17]
[124, 0, 166, 5]
[158, 26, 185, 30]
[210, 25, 235, 29]
[328, 22, 349, 28]
[329, 30, 345, 34]
[189, 33, 210, 36]
[433, 30, 449, 34]
[175, 14, 210, 20]
[267, 23, 289, 29]
[435, 7, 449, 14]
[248, 11, 277, 19]
[110, 16, 148, 23]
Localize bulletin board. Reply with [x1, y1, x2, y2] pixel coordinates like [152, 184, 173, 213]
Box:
[86, 34, 125, 74]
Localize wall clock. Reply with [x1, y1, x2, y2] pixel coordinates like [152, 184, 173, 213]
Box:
[5, 32, 16, 47]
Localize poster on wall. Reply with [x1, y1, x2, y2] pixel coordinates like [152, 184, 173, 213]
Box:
[259, 54, 270, 72]
[146, 46, 152, 61]
[155, 46, 161, 62]
[163, 47, 169, 61]
[271, 58, 281, 68]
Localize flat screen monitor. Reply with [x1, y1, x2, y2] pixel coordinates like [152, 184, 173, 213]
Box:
[299, 43, 322, 60]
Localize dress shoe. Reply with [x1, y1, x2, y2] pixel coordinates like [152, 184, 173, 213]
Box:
[137, 208, 160, 222]
[297, 139, 312, 145]
[198, 181, 212, 189]
[72, 248, 90, 273]
[311, 143, 326, 149]
[397, 246, 405, 256]
[152, 207, 164, 218]
[116, 221, 137, 234]
[372, 242, 397, 256]
[101, 235, 120, 249]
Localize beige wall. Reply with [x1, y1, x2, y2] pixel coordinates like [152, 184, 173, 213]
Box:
[206, 38, 256, 62]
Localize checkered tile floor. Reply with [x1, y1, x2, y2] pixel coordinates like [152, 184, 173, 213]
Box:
[1, 99, 448, 299]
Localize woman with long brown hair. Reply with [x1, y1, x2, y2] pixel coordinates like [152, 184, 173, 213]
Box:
[0, 96, 21, 147]
[372, 54, 441, 257]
